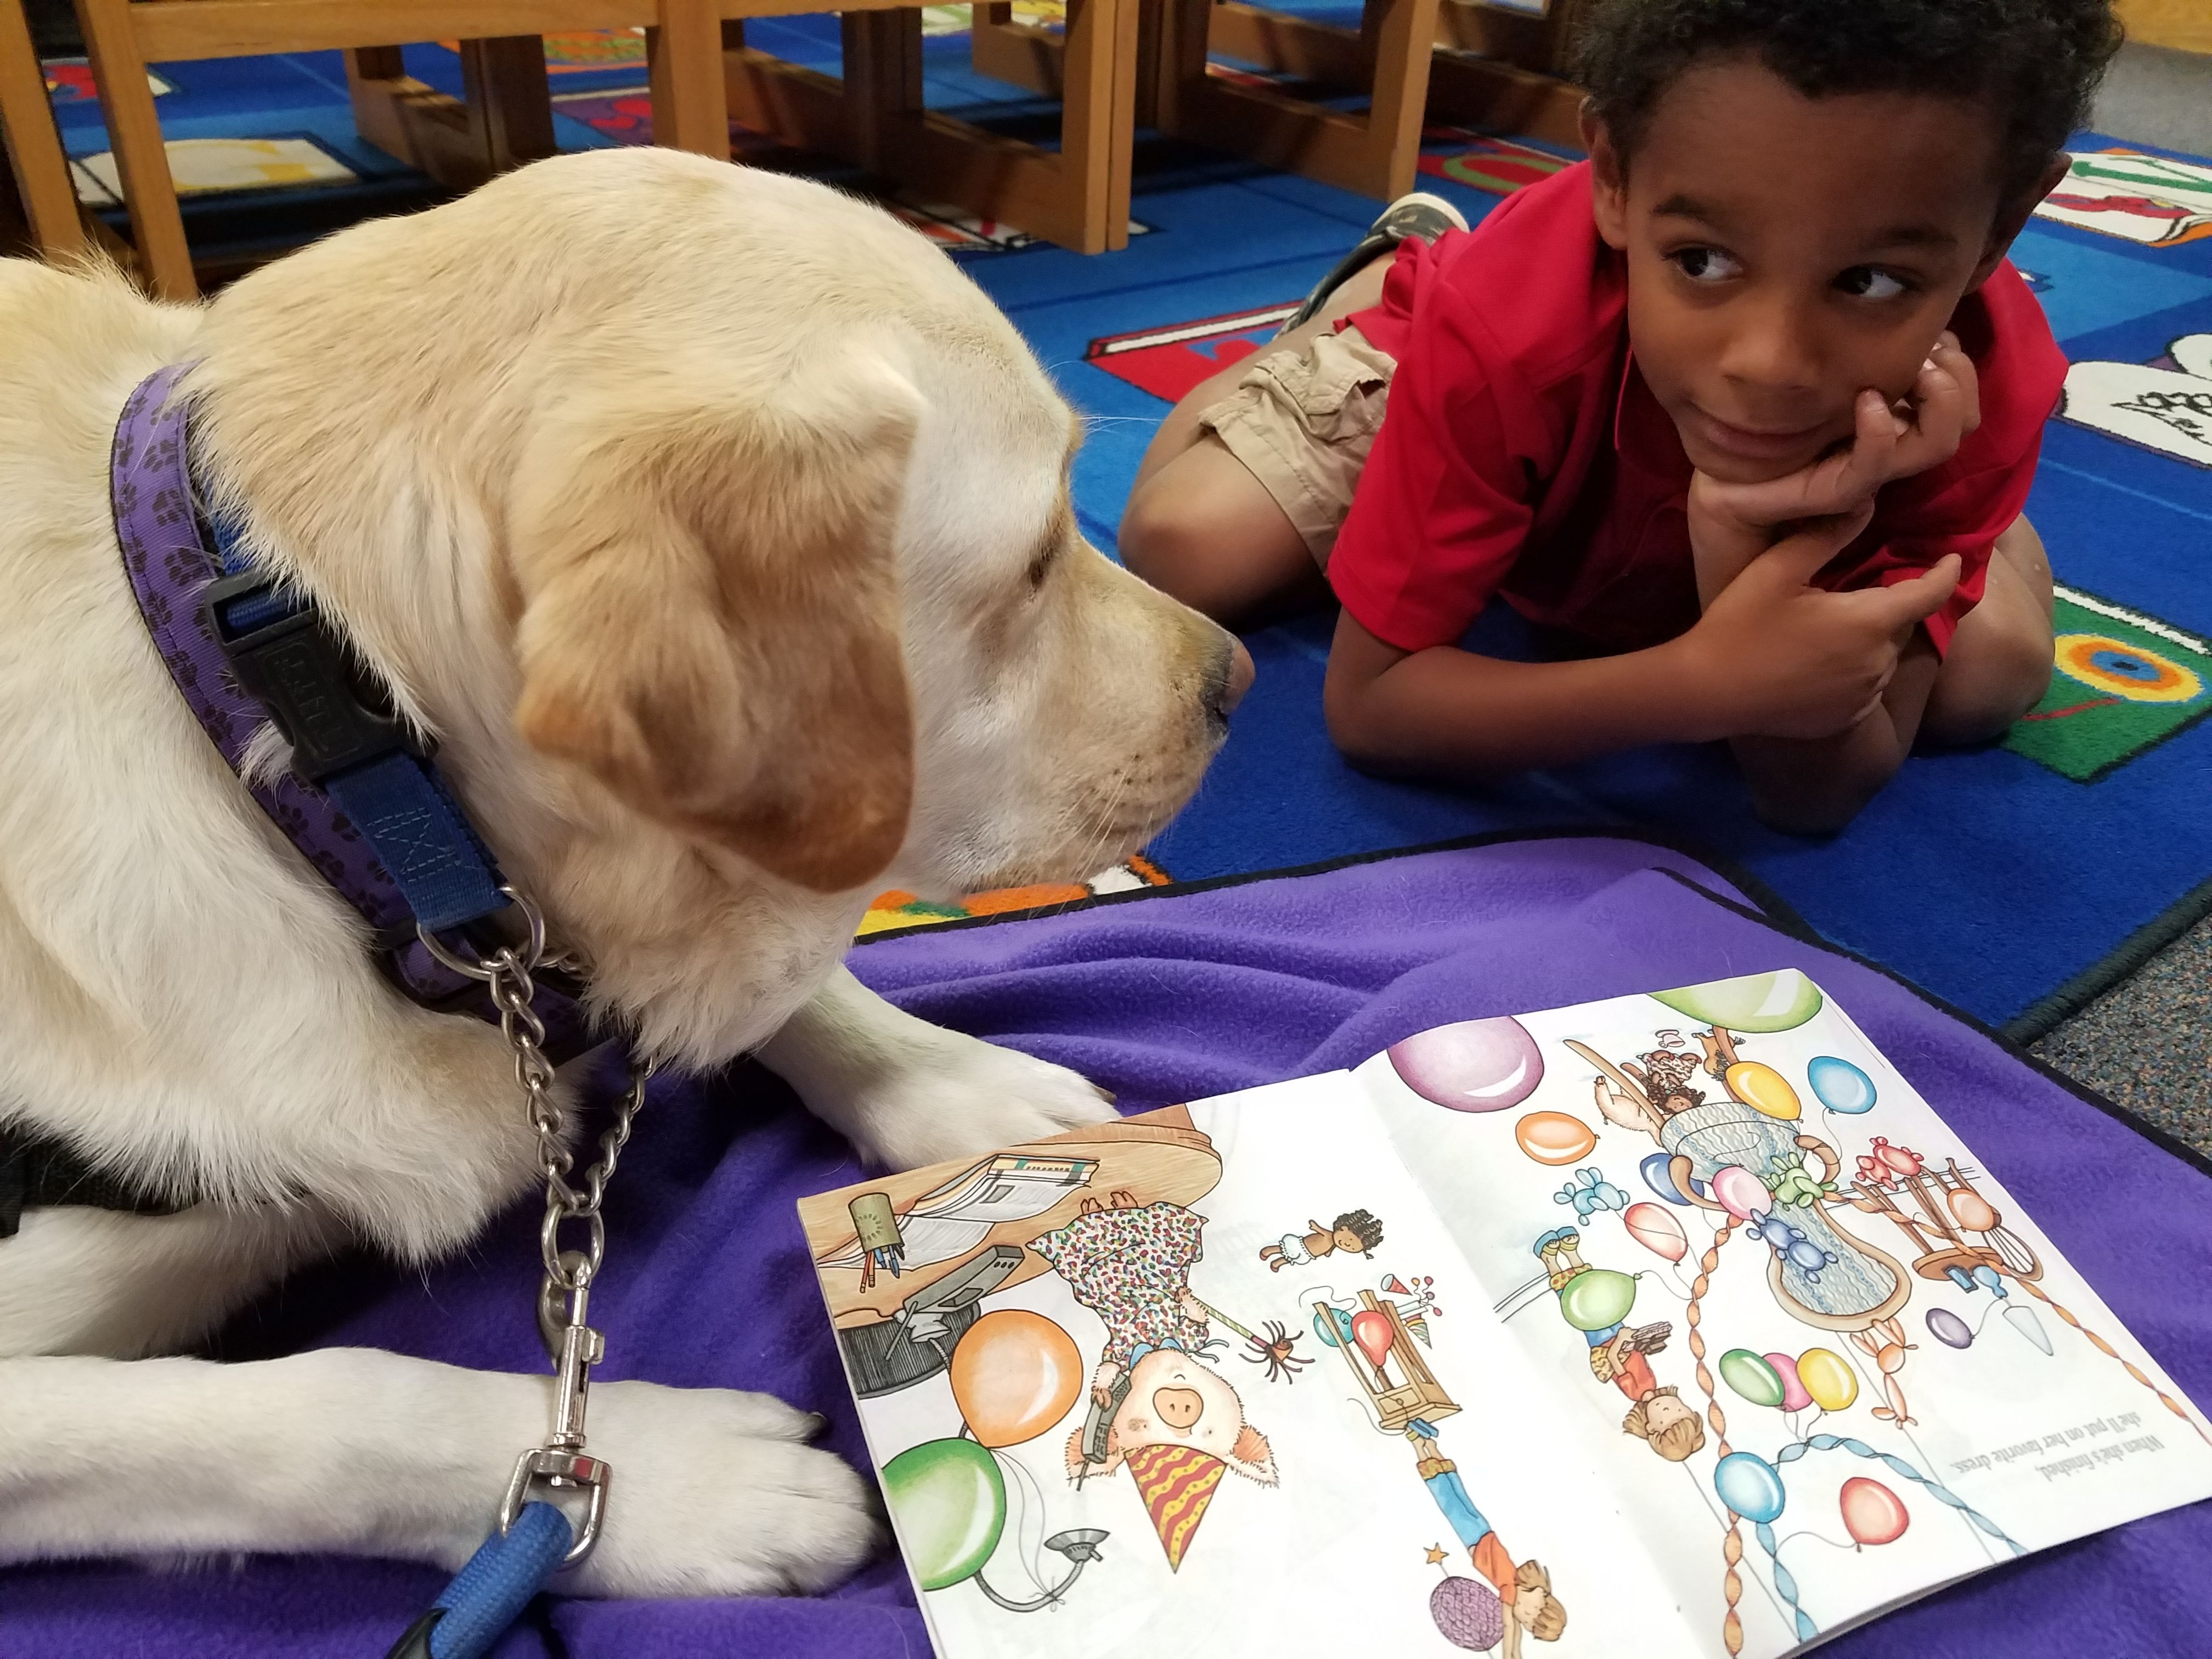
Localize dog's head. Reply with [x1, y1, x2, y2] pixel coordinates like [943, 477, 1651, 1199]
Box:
[194, 150, 1245, 1062]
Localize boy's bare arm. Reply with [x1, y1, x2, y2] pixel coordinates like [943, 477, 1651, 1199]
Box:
[1729, 634, 1942, 833]
[1324, 516, 1959, 778]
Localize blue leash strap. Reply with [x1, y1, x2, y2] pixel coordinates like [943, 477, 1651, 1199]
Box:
[385, 1503, 575, 1659]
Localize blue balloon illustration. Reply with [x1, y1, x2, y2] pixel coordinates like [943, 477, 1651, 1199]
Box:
[1312, 1306, 1354, 1348]
[1640, 1152, 1705, 1206]
[1807, 1056, 1876, 1115]
[1714, 1452, 1787, 1525]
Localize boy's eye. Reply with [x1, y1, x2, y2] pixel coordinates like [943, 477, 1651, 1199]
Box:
[1837, 266, 1911, 301]
[1669, 246, 1742, 283]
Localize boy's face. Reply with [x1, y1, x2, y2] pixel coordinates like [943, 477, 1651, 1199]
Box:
[1588, 58, 2014, 486]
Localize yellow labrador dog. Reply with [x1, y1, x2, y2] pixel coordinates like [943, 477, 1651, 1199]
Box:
[0, 148, 1247, 1595]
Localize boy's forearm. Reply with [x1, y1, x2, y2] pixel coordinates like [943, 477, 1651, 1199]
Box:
[1729, 637, 1940, 834]
[1325, 629, 1727, 777]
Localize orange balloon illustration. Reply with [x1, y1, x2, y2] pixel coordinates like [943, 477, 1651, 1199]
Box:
[1516, 1111, 1598, 1165]
[949, 1310, 1085, 1448]
[1946, 1188, 1999, 1232]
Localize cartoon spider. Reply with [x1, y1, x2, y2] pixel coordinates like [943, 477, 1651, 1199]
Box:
[1242, 1319, 1312, 1384]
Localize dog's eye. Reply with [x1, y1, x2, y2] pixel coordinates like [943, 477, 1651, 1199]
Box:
[1025, 544, 1058, 590]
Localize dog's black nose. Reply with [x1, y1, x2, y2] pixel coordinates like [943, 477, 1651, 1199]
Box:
[1206, 640, 1255, 726]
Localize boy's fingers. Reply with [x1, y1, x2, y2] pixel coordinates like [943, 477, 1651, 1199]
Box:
[1892, 359, 1966, 475]
[1934, 332, 1981, 434]
[1844, 388, 1901, 496]
[1756, 503, 1877, 586]
[1863, 555, 1963, 625]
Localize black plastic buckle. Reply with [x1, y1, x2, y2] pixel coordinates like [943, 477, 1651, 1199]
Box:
[202, 573, 413, 782]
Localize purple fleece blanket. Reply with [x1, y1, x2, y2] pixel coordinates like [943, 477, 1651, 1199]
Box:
[8, 833, 2208, 1657]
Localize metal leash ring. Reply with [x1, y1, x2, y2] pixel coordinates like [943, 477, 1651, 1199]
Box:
[415, 884, 548, 981]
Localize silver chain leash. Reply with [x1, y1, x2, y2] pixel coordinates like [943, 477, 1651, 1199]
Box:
[420, 886, 656, 1566]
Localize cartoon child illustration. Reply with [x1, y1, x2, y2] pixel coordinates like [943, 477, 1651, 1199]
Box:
[1409, 1419, 1567, 1656]
[1028, 1193, 1277, 1571]
[1259, 1208, 1385, 1272]
[1536, 1227, 1706, 1462]
[1621, 1386, 1707, 1462]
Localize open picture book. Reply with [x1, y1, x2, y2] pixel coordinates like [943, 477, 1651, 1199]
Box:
[797, 970, 2212, 1658]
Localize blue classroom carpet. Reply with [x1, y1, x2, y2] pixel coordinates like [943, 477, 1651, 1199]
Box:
[36, 32, 2212, 1036]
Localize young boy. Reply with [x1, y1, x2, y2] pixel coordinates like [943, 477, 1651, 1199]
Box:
[1120, 0, 2119, 832]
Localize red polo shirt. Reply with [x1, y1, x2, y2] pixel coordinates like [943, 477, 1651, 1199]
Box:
[1331, 161, 2065, 657]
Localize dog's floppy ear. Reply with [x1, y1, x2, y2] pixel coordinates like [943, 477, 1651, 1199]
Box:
[512, 352, 921, 893]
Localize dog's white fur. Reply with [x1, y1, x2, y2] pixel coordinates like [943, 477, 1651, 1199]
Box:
[0, 149, 1241, 1596]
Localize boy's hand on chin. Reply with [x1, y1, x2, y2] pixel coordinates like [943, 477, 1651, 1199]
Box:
[1678, 505, 1962, 742]
[1697, 332, 1981, 545]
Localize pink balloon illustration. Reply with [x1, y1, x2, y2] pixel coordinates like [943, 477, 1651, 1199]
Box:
[1387, 1017, 1545, 1113]
[1623, 1202, 1689, 1263]
[1764, 1352, 1812, 1412]
[1840, 1477, 1911, 1547]
[1711, 1165, 1770, 1221]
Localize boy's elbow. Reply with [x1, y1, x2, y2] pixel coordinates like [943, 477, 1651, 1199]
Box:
[1323, 669, 1402, 775]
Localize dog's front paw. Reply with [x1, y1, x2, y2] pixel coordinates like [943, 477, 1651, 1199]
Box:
[567, 1381, 882, 1597]
[840, 1031, 1119, 1171]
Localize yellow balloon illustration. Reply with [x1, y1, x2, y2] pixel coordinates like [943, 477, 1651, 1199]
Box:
[1725, 1061, 1801, 1121]
[1796, 1347, 1858, 1412]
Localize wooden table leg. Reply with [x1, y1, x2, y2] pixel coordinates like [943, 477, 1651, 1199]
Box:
[462, 37, 556, 171]
[842, 9, 923, 174]
[1057, 0, 1120, 250]
[73, 0, 193, 298]
[348, 38, 555, 191]
[1360, 0, 1440, 199]
[0, 0, 85, 257]
[651, 0, 732, 157]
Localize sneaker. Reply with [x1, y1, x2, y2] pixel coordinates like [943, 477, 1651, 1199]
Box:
[1277, 190, 1470, 336]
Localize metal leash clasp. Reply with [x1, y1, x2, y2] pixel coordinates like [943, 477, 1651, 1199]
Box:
[500, 1268, 611, 1566]
[421, 885, 653, 1571]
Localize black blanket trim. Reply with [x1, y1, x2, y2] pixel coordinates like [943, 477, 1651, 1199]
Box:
[856, 826, 2212, 1183]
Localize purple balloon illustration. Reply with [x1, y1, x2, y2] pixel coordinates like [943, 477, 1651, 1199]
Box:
[1927, 1307, 1974, 1349]
[1390, 1017, 1545, 1113]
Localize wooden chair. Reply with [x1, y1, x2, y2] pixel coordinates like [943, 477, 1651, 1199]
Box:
[0, 0, 86, 258]
[973, 0, 1585, 202]
[65, 0, 642, 298]
[654, 0, 1136, 253]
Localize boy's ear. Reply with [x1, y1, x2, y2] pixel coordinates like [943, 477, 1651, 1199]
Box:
[1581, 100, 1630, 252]
[1968, 153, 2073, 290]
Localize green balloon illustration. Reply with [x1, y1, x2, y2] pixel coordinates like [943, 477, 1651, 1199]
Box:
[1558, 1267, 1637, 1333]
[1719, 1347, 1787, 1409]
[882, 1437, 1007, 1590]
[1651, 970, 1824, 1034]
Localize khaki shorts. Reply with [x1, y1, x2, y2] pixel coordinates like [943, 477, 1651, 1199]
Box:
[1195, 322, 1400, 567]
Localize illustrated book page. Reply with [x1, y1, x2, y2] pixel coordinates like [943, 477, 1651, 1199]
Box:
[1357, 969, 2212, 1655]
[798, 970, 2212, 1659]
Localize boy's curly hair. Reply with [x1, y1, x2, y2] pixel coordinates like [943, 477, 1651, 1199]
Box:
[1568, 0, 2122, 205]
